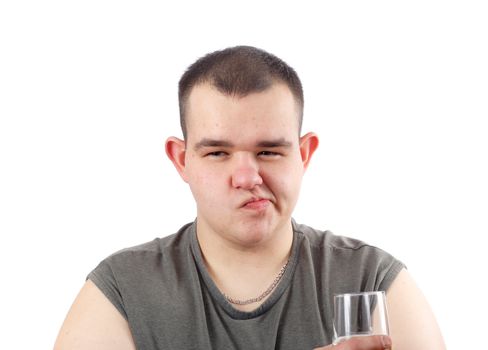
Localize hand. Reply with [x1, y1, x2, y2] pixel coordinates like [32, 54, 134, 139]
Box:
[314, 335, 392, 350]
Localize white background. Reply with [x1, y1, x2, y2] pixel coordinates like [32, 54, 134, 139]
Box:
[1, 1, 486, 348]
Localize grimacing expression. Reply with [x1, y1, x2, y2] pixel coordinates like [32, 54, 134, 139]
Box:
[176, 83, 317, 246]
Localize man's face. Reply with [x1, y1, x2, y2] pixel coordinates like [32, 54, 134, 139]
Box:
[181, 83, 315, 247]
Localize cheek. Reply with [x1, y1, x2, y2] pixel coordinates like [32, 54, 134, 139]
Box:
[264, 163, 303, 198]
[188, 167, 225, 199]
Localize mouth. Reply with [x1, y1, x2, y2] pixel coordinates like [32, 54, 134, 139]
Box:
[241, 197, 271, 211]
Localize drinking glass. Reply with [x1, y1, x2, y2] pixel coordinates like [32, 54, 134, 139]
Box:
[333, 291, 390, 345]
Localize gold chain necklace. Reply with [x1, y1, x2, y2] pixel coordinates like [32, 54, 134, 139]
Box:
[223, 259, 290, 305]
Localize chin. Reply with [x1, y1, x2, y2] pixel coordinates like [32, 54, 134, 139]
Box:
[234, 233, 270, 248]
[233, 220, 276, 246]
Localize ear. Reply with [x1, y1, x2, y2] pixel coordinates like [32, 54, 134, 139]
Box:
[298, 132, 319, 171]
[165, 136, 189, 183]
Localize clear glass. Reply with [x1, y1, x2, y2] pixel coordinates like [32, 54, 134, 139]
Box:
[333, 291, 390, 345]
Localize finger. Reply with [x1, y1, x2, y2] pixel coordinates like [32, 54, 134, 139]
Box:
[339, 335, 392, 350]
[314, 335, 392, 350]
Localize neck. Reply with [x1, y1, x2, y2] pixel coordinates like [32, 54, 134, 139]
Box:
[195, 218, 294, 311]
[196, 218, 293, 270]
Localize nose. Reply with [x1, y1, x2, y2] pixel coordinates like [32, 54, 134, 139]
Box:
[231, 154, 263, 190]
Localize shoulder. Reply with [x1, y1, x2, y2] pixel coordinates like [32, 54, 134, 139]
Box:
[292, 220, 405, 291]
[86, 222, 197, 319]
[293, 220, 380, 252]
[101, 221, 194, 267]
[87, 221, 195, 295]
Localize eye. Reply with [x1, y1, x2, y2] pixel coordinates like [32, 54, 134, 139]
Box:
[205, 151, 228, 157]
[258, 151, 281, 157]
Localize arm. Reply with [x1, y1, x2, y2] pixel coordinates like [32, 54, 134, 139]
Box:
[386, 267, 445, 350]
[315, 268, 445, 350]
[54, 279, 136, 350]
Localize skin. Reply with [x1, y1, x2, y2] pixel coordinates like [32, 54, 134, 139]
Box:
[166, 83, 319, 311]
[173, 82, 315, 252]
[54, 82, 446, 349]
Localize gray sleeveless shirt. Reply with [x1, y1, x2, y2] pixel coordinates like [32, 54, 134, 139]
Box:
[87, 220, 404, 349]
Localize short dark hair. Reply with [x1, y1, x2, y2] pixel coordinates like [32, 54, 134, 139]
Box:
[178, 46, 304, 139]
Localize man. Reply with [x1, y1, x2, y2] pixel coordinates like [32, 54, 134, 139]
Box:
[54, 46, 445, 349]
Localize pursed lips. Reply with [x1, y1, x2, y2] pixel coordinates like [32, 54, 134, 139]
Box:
[241, 197, 271, 210]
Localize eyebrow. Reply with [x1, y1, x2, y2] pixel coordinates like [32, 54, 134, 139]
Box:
[256, 139, 293, 148]
[193, 138, 293, 151]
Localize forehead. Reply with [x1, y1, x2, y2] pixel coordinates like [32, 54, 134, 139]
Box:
[185, 83, 300, 143]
